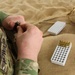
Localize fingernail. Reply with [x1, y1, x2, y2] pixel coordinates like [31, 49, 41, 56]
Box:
[17, 26, 20, 29]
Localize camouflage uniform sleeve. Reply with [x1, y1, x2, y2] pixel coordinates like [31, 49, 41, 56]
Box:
[0, 11, 39, 75]
[0, 11, 9, 25]
[15, 59, 39, 75]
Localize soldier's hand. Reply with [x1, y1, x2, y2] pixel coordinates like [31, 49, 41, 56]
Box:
[15, 23, 43, 61]
[2, 15, 26, 30]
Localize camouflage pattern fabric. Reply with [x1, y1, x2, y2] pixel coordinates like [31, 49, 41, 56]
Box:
[0, 28, 39, 75]
[0, 11, 9, 25]
[0, 29, 14, 75]
[15, 59, 38, 75]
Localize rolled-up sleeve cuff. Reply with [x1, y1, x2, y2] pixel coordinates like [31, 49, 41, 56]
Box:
[15, 58, 39, 75]
[0, 11, 9, 24]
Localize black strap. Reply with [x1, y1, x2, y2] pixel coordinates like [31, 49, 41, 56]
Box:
[3, 22, 20, 59]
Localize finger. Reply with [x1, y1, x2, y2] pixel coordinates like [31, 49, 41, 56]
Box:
[8, 21, 17, 29]
[40, 31, 43, 36]
[17, 26, 23, 35]
[20, 23, 33, 31]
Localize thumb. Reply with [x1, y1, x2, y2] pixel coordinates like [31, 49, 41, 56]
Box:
[17, 26, 23, 35]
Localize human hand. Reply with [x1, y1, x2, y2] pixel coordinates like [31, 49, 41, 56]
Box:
[15, 23, 43, 61]
[2, 15, 26, 30]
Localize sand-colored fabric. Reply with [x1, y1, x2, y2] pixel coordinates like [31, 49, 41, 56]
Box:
[39, 34, 75, 75]
[0, 0, 75, 75]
